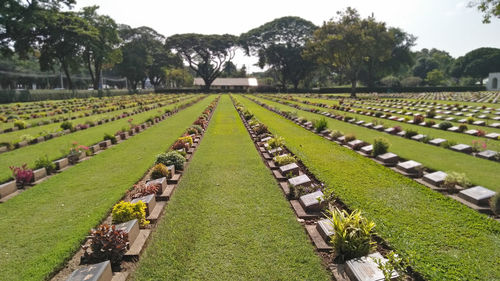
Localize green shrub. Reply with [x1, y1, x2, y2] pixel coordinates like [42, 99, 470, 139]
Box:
[273, 154, 296, 166]
[82, 224, 128, 267]
[104, 133, 117, 144]
[404, 129, 418, 138]
[156, 151, 185, 170]
[60, 121, 73, 131]
[373, 251, 409, 281]
[442, 172, 471, 189]
[466, 117, 474, 124]
[345, 133, 356, 142]
[13, 119, 27, 129]
[438, 122, 453, 130]
[330, 130, 343, 139]
[150, 163, 170, 180]
[328, 208, 376, 262]
[458, 124, 468, 132]
[313, 118, 328, 133]
[243, 109, 254, 120]
[34, 155, 56, 175]
[372, 138, 390, 157]
[112, 201, 149, 227]
[491, 193, 500, 216]
[267, 135, 285, 149]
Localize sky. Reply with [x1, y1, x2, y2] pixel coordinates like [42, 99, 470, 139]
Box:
[73, 0, 500, 73]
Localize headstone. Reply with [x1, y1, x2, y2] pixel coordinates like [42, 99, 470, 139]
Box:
[465, 129, 478, 135]
[360, 145, 373, 155]
[316, 218, 335, 242]
[268, 147, 283, 155]
[345, 252, 398, 281]
[457, 119, 467, 123]
[114, 219, 139, 245]
[55, 158, 69, 170]
[451, 144, 472, 154]
[396, 131, 406, 137]
[299, 190, 325, 212]
[373, 125, 384, 131]
[90, 144, 100, 154]
[0, 181, 17, 199]
[423, 171, 447, 186]
[458, 186, 496, 206]
[429, 138, 447, 146]
[17, 140, 28, 148]
[147, 177, 167, 194]
[473, 120, 486, 126]
[447, 126, 459, 132]
[411, 134, 426, 141]
[376, 152, 399, 165]
[66, 260, 112, 281]
[348, 140, 364, 150]
[279, 163, 300, 177]
[384, 127, 395, 134]
[288, 174, 311, 188]
[396, 160, 423, 175]
[33, 168, 47, 182]
[355, 120, 365, 125]
[131, 194, 156, 216]
[485, 132, 499, 139]
[477, 150, 498, 160]
[261, 137, 272, 143]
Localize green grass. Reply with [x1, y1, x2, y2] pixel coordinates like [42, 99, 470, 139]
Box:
[236, 95, 500, 281]
[0, 96, 199, 183]
[132, 96, 329, 281]
[0, 96, 216, 281]
[0, 94, 188, 144]
[250, 95, 500, 192]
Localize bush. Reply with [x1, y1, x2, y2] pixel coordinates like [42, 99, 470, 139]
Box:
[491, 193, 500, 216]
[313, 118, 328, 133]
[131, 182, 159, 199]
[112, 201, 149, 227]
[34, 155, 56, 175]
[327, 208, 376, 262]
[187, 125, 202, 135]
[426, 109, 436, 119]
[438, 122, 453, 130]
[345, 133, 356, 142]
[440, 140, 457, 149]
[82, 224, 128, 268]
[150, 163, 170, 180]
[273, 154, 296, 166]
[426, 120, 436, 127]
[267, 135, 285, 149]
[13, 119, 27, 129]
[254, 123, 268, 135]
[413, 115, 425, 124]
[104, 133, 117, 144]
[372, 138, 390, 157]
[9, 164, 34, 187]
[331, 130, 343, 139]
[404, 129, 418, 138]
[156, 151, 185, 170]
[243, 109, 254, 120]
[60, 121, 73, 131]
[466, 117, 474, 124]
[442, 172, 471, 190]
[458, 124, 468, 132]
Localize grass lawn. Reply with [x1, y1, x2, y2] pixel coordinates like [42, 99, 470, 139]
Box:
[250, 95, 500, 192]
[0, 94, 188, 144]
[132, 95, 329, 281]
[0, 96, 216, 281]
[236, 95, 500, 281]
[0, 96, 199, 183]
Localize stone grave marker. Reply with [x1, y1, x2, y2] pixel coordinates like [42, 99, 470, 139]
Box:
[288, 174, 311, 188]
[396, 160, 423, 175]
[316, 219, 334, 242]
[346, 252, 398, 281]
[376, 153, 399, 165]
[465, 129, 478, 135]
[473, 120, 486, 126]
[147, 177, 167, 194]
[131, 194, 156, 216]
[429, 138, 447, 146]
[55, 158, 69, 170]
[373, 125, 384, 131]
[458, 186, 496, 206]
[279, 163, 300, 177]
[451, 144, 472, 154]
[423, 171, 447, 186]
[384, 127, 395, 134]
[66, 260, 112, 281]
[485, 132, 499, 139]
[299, 190, 325, 212]
[114, 219, 139, 245]
[477, 150, 498, 160]
[348, 140, 364, 150]
[360, 145, 373, 155]
[33, 168, 47, 182]
[0, 181, 17, 199]
[447, 126, 459, 132]
[411, 134, 426, 141]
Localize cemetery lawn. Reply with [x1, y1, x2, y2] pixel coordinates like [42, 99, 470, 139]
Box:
[250, 95, 500, 192]
[132, 96, 329, 281]
[236, 95, 500, 281]
[0, 96, 199, 183]
[0, 96, 215, 281]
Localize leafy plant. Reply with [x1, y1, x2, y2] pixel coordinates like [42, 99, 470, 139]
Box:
[112, 201, 149, 227]
[104, 133, 117, 144]
[372, 251, 409, 281]
[491, 193, 500, 216]
[440, 140, 457, 149]
[131, 182, 160, 199]
[413, 115, 425, 124]
[345, 133, 356, 142]
[471, 139, 487, 152]
[273, 154, 296, 166]
[9, 164, 34, 187]
[150, 163, 170, 180]
[13, 119, 27, 129]
[267, 135, 285, 149]
[439, 122, 453, 130]
[331, 130, 343, 139]
[442, 172, 471, 190]
[289, 184, 316, 199]
[60, 121, 73, 131]
[327, 208, 376, 262]
[156, 151, 185, 170]
[313, 117, 328, 133]
[243, 109, 254, 120]
[82, 224, 128, 268]
[372, 138, 390, 157]
[458, 124, 468, 132]
[34, 155, 56, 175]
[404, 129, 418, 138]
[254, 123, 269, 135]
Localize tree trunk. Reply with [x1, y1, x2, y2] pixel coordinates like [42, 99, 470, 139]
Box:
[202, 77, 212, 92]
[61, 63, 74, 90]
[86, 55, 96, 89]
[350, 78, 357, 98]
[94, 60, 102, 90]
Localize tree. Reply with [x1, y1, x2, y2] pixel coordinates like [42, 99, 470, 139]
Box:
[470, 0, 500, 23]
[426, 69, 445, 86]
[80, 6, 122, 90]
[401, 76, 423, 87]
[37, 11, 98, 89]
[380, 75, 400, 87]
[412, 56, 439, 79]
[450, 47, 500, 84]
[240, 16, 317, 90]
[165, 33, 237, 91]
[165, 68, 193, 88]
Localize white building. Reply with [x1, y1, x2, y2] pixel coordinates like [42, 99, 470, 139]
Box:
[193, 78, 258, 90]
[487, 73, 500, 91]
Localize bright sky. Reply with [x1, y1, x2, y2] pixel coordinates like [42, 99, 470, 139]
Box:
[73, 0, 500, 73]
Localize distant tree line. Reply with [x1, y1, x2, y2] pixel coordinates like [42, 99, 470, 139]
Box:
[1, 0, 499, 95]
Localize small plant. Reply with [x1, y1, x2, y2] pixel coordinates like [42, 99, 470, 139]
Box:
[426, 109, 436, 118]
[10, 164, 34, 187]
[131, 182, 160, 198]
[490, 193, 500, 216]
[393, 126, 402, 133]
[442, 172, 471, 190]
[331, 130, 343, 139]
[413, 115, 425, 124]
[404, 129, 418, 139]
[372, 138, 390, 157]
[471, 139, 487, 152]
[82, 224, 128, 268]
[60, 121, 73, 131]
[34, 155, 56, 175]
[104, 133, 117, 144]
[345, 133, 356, 142]
[426, 120, 436, 127]
[254, 123, 269, 135]
[372, 251, 409, 281]
[440, 140, 457, 149]
[68, 142, 88, 164]
[156, 151, 185, 170]
[112, 201, 149, 227]
[150, 163, 170, 180]
[458, 124, 468, 132]
[313, 117, 328, 133]
[14, 119, 27, 129]
[289, 184, 316, 199]
[327, 208, 376, 262]
[439, 122, 453, 130]
[273, 154, 296, 166]
[267, 135, 285, 149]
[243, 109, 254, 120]
[466, 116, 475, 124]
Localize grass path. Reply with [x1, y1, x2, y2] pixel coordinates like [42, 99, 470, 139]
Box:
[236, 95, 500, 281]
[0, 96, 198, 182]
[132, 95, 329, 281]
[250, 95, 500, 191]
[0, 96, 216, 281]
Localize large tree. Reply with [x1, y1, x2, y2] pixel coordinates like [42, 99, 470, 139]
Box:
[450, 47, 500, 85]
[80, 6, 122, 90]
[165, 33, 238, 91]
[470, 0, 500, 23]
[240, 16, 317, 90]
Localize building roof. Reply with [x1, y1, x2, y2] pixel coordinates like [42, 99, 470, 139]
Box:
[193, 78, 258, 87]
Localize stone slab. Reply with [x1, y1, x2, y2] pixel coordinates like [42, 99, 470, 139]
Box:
[147, 177, 167, 194]
[124, 229, 151, 259]
[66, 260, 112, 281]
[157, 185, 175, 201]
[305, 224, 332, 252]
[55, 158, 69, 170]
[131, 194, 156, 216]
[477, 150, 498, 160]
[288, 174, 311, 188]
[429, 138, 447, 146]
[360, 145, 373, 155]
[345, 252, 398, 281]
[33, 168, 47, 182]
[423, 171, 447, 186]
[451, 144, 472, 154]
[348, 140, 364, 150]
[279, 163, 300, 177]
[167, 173, 181, 184]
[279, 182, 291, 197]
[411, 134, 426, 141]
[0, 181, 17, 199]
[485, 132, 500, 139]
[299, 190, 325, 212]
[290, 200, 320, 219]
[458, 186, 496, 206]
[396, 160, 423, 175]
[375, 153, 399, 166]
[316, 218, 335, 243]
[114, 219, 139, 245]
